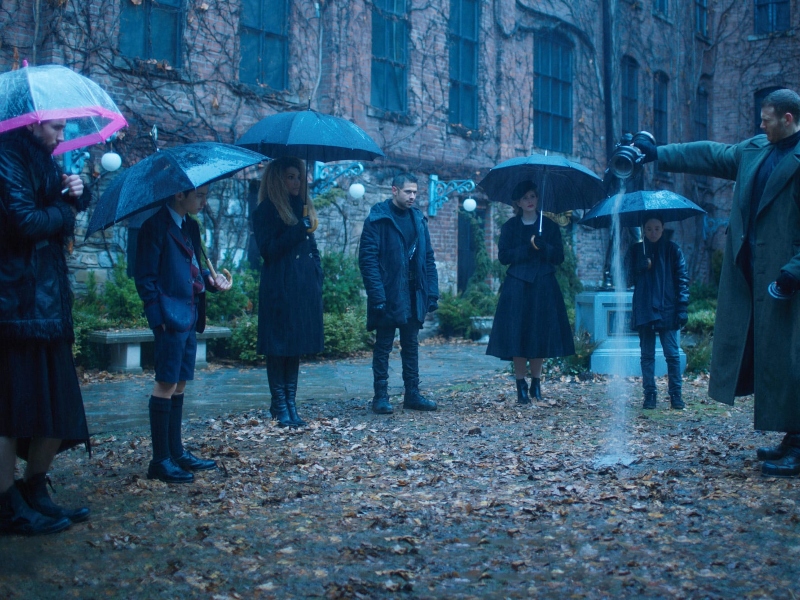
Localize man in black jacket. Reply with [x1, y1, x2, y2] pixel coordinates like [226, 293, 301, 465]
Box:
[359, 173, 439, 414]
[0, 120, 90, 535]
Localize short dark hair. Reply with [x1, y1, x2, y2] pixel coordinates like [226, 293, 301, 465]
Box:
[643, 212, 664, 226]
[762, 89, 800, 122]
[511, 180, 538, 202]
[392, 172, 418, 188]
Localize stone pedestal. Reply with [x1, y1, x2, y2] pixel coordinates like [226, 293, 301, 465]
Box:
[575, 291, 686, 377]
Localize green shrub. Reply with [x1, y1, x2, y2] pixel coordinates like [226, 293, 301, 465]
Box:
[228, 314, 262, 363]
[323, 253, 365, 315]
[546, 330, 598, 376]
[686, 308, 716, 335]
[205, 267, 259, 324]
[323, 307, 371, 356]
[684, 332, 713, 373]
[555, 225, 583, 323]
[102, 260, 146, 326]
[437, 292, 475, 337]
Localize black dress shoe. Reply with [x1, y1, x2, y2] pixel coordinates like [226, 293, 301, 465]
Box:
[174, 451, 217, 471]
[16, 474, 90, 523]
[761, 446, 800, 478]
[147, 458, 194, 483]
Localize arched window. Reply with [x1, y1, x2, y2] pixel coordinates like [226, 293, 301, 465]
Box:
[239, 0, 289, 90]
[755, 0, 790, 35]
[534, 32, 573, 153]
[621, 56, 639, 135]
[449, 0, 479, 129]
[694, 83, 709, 141]
[653, 71, 669, 145]
[754, 86, 784, 134]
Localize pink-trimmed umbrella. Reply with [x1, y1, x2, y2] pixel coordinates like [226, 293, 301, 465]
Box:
[0, 63, 127, 155]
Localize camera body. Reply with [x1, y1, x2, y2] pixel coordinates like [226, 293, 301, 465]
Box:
[608, 131, 655, 180]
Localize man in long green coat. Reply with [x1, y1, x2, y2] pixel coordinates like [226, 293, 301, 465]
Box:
[635, 88, 800, 477]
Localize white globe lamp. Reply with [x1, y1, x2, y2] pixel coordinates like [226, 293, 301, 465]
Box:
[348, 182, 366, 200]
[100, 151, 122, 172]
[463, 197, 477, 212]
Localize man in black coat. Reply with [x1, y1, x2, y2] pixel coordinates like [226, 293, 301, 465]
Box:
[0, 120, 90, 535]
[359, 173, 439, 414]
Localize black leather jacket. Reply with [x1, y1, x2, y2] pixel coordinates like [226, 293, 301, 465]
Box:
[0, 129, 89, 341]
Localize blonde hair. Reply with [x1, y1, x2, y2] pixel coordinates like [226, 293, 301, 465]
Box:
[257, 156, 318, 227]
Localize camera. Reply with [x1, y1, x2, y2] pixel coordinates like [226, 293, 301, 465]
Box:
[608, 131, 655, 180]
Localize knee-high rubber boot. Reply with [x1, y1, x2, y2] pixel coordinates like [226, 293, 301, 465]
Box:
[267, 356, 292, 427]
[284, 356, 306, 427]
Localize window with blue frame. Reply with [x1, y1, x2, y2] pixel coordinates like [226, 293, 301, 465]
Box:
[371, 0, 408, 113]
[653, 71, 669, 145]
[695, 0, 708, 36]
[534, 32, 573, 154]
[621, 56, 639, 135]
[755, 0, 790, 35]
[655, 0, 668, 17]
[119, 0, 184, 68]
[449, 0, 479, 130]
[240, 0, 288, 90]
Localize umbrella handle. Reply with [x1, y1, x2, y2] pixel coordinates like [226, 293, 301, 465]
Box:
[205, 258, 232, 284]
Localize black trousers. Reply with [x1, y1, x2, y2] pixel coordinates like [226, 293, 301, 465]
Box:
[372, 319, 422, 386]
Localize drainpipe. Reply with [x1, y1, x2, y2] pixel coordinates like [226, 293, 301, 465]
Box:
[601, 0, 615, 161]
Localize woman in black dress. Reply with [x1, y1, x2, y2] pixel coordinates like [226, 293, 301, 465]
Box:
[252, 157, 324, 428]
[486, 181, 575, 403]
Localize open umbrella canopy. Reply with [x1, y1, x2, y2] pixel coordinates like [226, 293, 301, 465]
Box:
[477, 154, 605, 214]
[236, 109, 384, 163]
[0, 64, 127, 155]
[86, 142, 265, 237]
[578, 190, 706, 229]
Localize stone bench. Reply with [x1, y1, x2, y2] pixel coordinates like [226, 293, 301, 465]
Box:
[87, 326, 233, 373]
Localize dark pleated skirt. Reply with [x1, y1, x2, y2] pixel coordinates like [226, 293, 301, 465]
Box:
[486, 273, 575, 360]
[0, 339, 90, 460]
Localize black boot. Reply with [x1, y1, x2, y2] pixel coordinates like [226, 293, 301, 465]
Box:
[757, 433, 792, 461]
[372, 379, 393, 414]
[284, 356, 306, 427]
[267, 356, 292, 428]
[0, 484, 71, 536]
[762, 445, 800, 478]
[16, 474, 89, 523]
[403, 380, 437, 411]
[642, 391, 657, 409]
[515, 378, 531, 404]
[669, 391, 685, 410]
[530, 377, 543, 402]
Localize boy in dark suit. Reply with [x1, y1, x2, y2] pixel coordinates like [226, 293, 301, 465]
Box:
[135, 185, 232, 483]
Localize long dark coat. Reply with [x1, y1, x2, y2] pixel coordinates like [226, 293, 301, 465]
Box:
[0, 129, 88, 342]
[486, 214, 575, 359]
[358, 199, 439, 331]
[659, 136, 800, 432]
[135, 206, 211, 333]
[252, 195, 323, 357]
[0, 128, 90, 457]
[625, 238, 689, 331]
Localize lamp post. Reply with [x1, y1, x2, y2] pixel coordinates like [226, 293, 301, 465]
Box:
[311, 161, 365, 197]
[427, 174, 476, 217]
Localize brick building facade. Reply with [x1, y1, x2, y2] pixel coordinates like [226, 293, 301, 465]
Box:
[1, 0, 798, 294]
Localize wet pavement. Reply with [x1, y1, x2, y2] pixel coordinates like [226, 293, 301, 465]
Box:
[81, 341, 506, 434]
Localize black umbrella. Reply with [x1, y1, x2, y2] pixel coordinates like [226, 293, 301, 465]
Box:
[577, 190, 706, 229]
[477, 154, 605, 232]
[86, 142, 265, 237]
[235, 109, 384, 163]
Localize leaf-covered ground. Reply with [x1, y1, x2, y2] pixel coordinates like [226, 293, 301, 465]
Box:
[1, 370, 798, 599]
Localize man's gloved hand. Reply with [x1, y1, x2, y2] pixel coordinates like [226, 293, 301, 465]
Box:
[371, 303, 386, 316]
[775, 270, 800, 294]
[677, 312, 688, 328]
[427, 299, 439, 313]
[633, 137, 658, 163]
